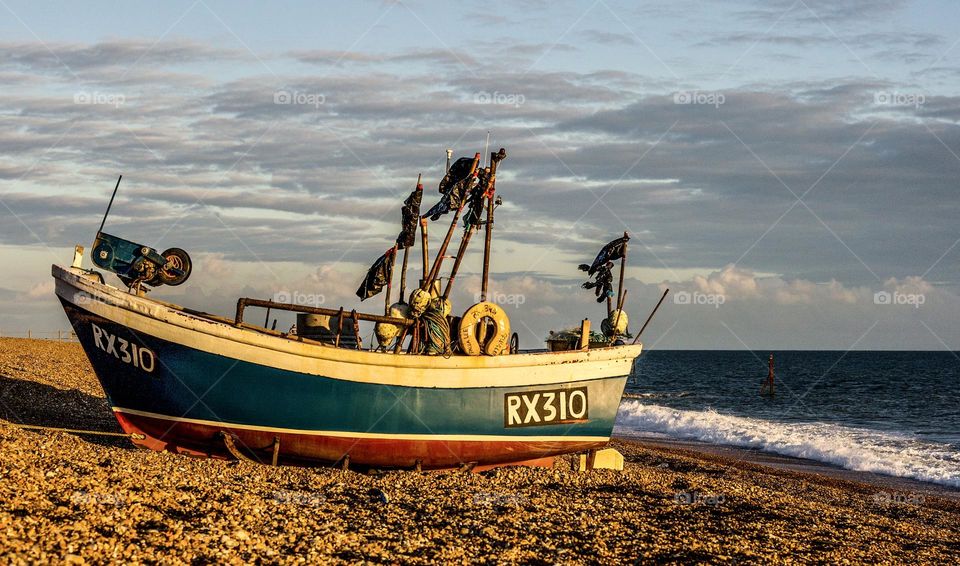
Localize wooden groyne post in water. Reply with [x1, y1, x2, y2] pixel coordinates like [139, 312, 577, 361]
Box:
[760, 353, 775, 396]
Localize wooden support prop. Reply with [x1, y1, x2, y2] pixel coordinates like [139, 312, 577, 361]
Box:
[580, 319, 591, 350]
[481, 148, 506, 302]
[632, 289, 669, 345]
[341, 454, 350, 471]
[423, 153, 480, 290]
[220, 432, 260, 464]
[271, 436, 280, 466]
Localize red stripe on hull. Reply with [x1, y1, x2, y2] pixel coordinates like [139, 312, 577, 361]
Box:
[114, 412, 605, 470]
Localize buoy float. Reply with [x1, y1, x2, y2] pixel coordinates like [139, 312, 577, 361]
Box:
[458, 302, 511, 356]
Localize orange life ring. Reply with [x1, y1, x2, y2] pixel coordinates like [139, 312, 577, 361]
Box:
[458, 302, 511, 356]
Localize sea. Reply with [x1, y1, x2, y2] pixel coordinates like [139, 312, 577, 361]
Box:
[616, 350, 960, 488]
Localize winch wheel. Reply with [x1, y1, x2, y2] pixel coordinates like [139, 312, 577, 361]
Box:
[157, 247, 192, 286]
[458, 302, 511, 356]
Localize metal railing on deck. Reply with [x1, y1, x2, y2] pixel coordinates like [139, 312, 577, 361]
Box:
[234, 298, 414, 328]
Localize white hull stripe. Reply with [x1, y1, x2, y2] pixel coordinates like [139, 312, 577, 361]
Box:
[113, 407, 610, 443]
[54, 264, 642, 388]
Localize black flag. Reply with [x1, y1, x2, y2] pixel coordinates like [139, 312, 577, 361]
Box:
[424, 157, 475, 221]
[396, 184, 422, 249]
[356, 247, 396, 300]
[578, 235, 630, 276]
[582, 262, 615, 303]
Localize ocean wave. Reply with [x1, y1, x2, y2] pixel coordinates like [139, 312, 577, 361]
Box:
[615, 400, 960, 488]
[622, 391, 692, 400]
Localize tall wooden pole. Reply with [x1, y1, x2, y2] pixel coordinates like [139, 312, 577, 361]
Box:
[423, 153, 480, 290]
[616, 231, 628, 315]
[632, 288, 669, 345]
[481, 148, 506, 302]
[419, 218, 429, 289]
[443, 225, 476, 300]
[384, 247, 396, 315]
[398, 175, 421, 303]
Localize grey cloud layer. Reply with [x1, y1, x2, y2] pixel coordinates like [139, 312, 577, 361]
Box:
[1, 32, 958, 347]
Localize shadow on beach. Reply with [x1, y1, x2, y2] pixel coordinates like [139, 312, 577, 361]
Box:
[0, 373, 130, 448]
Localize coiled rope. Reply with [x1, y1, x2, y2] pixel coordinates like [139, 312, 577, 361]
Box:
[421, 306, 452, 357]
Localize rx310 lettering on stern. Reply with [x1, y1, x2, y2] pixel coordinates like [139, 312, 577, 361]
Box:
[504, 386, 588, 427]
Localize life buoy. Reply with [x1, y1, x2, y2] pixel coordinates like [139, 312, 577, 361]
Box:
[458, 302, 511, 356]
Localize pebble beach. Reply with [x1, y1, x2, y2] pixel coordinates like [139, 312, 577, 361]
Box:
[1, 337, 958, 564]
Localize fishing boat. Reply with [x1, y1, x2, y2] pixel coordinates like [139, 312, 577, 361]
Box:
[53, 148, 662, 470]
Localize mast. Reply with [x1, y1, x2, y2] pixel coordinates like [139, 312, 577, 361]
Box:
[616, 231, 628, 315]
[398, 174, 421, 303]
[480, 149, 506, 301]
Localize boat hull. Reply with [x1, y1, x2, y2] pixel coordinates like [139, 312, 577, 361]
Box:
[54, 264, 640, 469]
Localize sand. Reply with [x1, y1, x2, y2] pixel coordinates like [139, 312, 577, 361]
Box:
[1, 337, 958, 564]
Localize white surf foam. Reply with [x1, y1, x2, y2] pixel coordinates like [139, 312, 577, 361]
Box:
[615, 400, 960, 488]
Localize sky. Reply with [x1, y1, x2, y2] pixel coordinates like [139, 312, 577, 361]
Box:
[1, 0, 959, 350]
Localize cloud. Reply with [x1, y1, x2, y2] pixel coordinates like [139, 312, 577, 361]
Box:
[581, 30, 637, 46]
[22, 280, 55, 300]
[0, 39, 247, 74]
[2, 30, 960, 348]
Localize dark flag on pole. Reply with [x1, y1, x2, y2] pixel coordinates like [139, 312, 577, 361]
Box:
[579, 234, 630, 276]
[396, 184, 422, 249]
[356, 247, 396, 300]
[423, 157, 475, 221]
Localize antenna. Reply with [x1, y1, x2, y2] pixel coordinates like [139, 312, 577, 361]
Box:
[98, 175, 122, 235]
[483, 131, 491, 167]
